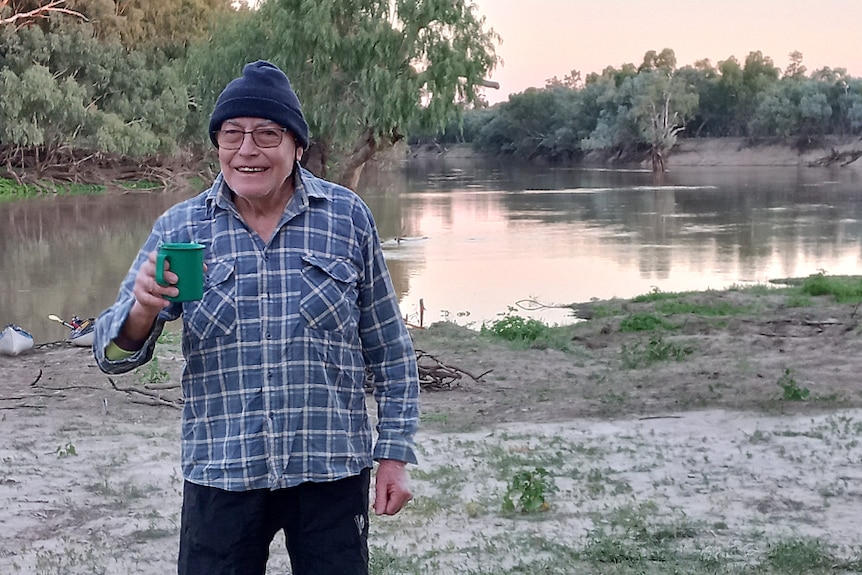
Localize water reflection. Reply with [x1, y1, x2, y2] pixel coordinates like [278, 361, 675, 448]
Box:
[0, 191, 197, 342]
[2, 161, 862, 342]
[360, 160, 862, 326]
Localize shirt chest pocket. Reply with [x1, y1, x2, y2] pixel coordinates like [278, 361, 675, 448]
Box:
[186, 258, 237, 341]
[300, 254, 359, 333]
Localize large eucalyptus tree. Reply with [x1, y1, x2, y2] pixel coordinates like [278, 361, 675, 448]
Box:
[189, 0, 499, 188]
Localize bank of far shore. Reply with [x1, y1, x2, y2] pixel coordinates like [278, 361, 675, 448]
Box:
[405, 135, 862, 170]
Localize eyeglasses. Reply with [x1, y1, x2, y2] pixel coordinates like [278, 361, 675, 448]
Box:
[215, 127, 289, 150]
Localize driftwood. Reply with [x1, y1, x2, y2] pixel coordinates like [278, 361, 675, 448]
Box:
[415, 350, 492, 391]
[108, 377, 183, 409]
[362, 349, 491, 392]
[808, 148, 862, 168]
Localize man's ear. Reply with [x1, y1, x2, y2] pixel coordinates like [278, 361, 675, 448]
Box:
[295, 145, 304, 162]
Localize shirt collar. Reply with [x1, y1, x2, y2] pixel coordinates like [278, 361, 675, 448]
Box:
[206, 163, 330, 214]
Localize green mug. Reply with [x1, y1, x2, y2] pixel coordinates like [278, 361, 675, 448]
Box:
[155, 242, 205, 302]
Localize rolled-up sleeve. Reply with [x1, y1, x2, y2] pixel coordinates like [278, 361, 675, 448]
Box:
[93, 226, 179, 374]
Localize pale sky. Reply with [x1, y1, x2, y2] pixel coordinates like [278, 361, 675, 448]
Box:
[473, 0, 862, 104]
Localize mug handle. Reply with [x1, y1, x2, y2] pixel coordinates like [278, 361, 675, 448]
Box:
[155, 252, 170, 287]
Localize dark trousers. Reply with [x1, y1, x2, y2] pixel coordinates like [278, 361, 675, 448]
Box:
[177, 469, 370, 575]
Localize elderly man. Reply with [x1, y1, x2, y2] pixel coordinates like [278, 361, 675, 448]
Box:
[93, 60, 420, 575]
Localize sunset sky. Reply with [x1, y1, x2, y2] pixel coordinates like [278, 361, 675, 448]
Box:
[472, 0, 862, 104]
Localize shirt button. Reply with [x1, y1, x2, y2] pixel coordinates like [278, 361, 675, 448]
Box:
[265, 332, 272, 339]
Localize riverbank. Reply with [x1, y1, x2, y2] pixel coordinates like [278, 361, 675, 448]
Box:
[407, 136, 862, 170]
[3, 281, 862, 573]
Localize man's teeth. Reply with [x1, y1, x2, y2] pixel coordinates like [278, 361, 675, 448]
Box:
[237, 167, 266, 173]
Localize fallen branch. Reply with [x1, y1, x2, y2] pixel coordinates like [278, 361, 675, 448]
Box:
[144, 382, 181, 391]
[29, 369, 43, 386]
[0, 404, 47, 410]
[109, 377, 182, 409]
[415, 350, 492, 391]
[364, 349, 491, 392]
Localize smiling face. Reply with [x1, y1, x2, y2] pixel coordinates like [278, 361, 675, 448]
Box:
[217, 117, 304, 207]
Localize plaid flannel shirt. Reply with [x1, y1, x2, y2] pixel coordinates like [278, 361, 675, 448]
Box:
[94, 167, 419, 491]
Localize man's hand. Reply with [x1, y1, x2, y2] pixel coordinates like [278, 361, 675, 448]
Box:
[373, 459, 412, 515]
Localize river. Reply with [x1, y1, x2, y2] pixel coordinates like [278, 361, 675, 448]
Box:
[2, 159, 861, 342]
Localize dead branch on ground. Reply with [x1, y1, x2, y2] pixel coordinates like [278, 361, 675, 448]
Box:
[108, 377, 182, 409]
[415, 350, 492, 391]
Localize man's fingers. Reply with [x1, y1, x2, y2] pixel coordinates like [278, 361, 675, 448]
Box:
[373, 480, 412, 515]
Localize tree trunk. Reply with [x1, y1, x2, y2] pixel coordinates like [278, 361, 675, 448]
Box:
[337, 127, 378, 191]
[651, 146, 665, 173]
[301, 141, 329, 179]
[337, 128, 403, 190]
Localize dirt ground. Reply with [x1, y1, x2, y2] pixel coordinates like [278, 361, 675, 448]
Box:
[3, 288, 862, 573]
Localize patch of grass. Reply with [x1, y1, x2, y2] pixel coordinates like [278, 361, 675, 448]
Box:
[369, 546, 428, 574]
[135, 356, 170, 385]
[0, 177, 105, 201]
[764, 538, 833, 573]
[581, 303, 623, 319]
[785, 293, 813, 307]
[620, 335, 693, 369]
[0, 177, 37, 201]
[420, 412, 450, 425]
[119, 179, 162, 191]
[618, 312, 672, 332]
[631, 287, 690, 303]
[777, 368, 810, 401]
[58, 182, 105, 195]
[798, 272, 862, 303]
[654, 299, 752, 316]
[156, 330, 182, 345]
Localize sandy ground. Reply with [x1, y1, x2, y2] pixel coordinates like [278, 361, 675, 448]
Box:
[2, 288, 862, 573]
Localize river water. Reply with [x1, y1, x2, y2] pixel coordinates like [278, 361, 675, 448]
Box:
[2, 159, 861, 342]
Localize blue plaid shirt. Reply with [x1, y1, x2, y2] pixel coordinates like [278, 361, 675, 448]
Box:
[94, 168, 419, 491]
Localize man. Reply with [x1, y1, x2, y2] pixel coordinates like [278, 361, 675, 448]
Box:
[93, 60, 420, 575]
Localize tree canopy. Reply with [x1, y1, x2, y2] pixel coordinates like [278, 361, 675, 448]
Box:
[187, 0, 499, 188]
[2, 5, 862, 184]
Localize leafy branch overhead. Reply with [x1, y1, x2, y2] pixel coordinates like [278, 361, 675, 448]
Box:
[0, 1, 85, 27]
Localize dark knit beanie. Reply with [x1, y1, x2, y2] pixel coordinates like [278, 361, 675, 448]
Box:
[208, 60, 310, 149]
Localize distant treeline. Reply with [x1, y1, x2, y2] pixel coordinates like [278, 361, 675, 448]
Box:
[3, 2, 861, 181]
[431, 48, 862, 166]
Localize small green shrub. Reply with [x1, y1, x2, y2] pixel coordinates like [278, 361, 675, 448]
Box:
[502, 467, 556, 513]
[482, 312, 548, 342]
[777, 368, 810, 401]
[56, 442, 77, 458]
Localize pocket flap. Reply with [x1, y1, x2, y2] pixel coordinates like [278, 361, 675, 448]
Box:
[205, 258, 235, 287]
[301, 254, 358, 284]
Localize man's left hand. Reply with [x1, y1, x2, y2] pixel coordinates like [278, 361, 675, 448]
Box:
[373, 459, 412, 515]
